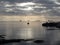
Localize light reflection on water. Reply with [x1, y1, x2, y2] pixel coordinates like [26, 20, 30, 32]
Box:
[0, 21, 45, 40]
[17, 28, 33, 39]
[0, 21, 60, 45]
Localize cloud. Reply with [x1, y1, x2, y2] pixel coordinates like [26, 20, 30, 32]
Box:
[0, 0, 60, 16]
[54, 1, 60, 5]
[0, 2, 48, 14]
[15, 2, 36, 6]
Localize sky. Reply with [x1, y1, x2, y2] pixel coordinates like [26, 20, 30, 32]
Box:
[0, 0, 60, 16]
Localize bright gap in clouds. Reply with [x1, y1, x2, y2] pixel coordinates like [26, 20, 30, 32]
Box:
[4, 2, 47, 12]
[20, 7, 34, 11]
[15, 2, 36, 6]
[0, 1, 52, 15]
[15, 2, 47, 11]
[15, 2, 35, 11]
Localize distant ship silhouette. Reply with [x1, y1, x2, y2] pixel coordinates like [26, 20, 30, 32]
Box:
[42, 20, 60, 28]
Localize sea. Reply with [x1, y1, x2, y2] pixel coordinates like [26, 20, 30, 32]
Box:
[0, 21, 60, 45]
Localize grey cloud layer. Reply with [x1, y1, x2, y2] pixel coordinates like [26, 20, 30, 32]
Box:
[0, 0, 60, 16]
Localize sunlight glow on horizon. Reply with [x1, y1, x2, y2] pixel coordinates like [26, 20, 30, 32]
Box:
[0, 16, 47, 21]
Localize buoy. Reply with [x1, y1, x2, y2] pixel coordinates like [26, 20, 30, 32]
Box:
[34, 40, 44, 44]
[27, 22, 29, 24]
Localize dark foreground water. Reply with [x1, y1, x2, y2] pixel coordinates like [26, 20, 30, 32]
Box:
[0, 21, 60, 45]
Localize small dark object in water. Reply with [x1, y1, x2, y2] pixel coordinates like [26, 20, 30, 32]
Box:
[27, 22, 29, 24]
[34, 40, 44, 44]
[0, 35, 6, 38]
[0, 39, 22, 44]
[0, 36, 5, 38]
[23, 39, 34, 41]
[56, 24, 60, 28]
[47, 29, 56, 30]
[42, 22, 57, 27]
[42, 22, 60, 29]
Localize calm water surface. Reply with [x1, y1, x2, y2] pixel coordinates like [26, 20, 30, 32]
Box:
[0, 21, 60, 45]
